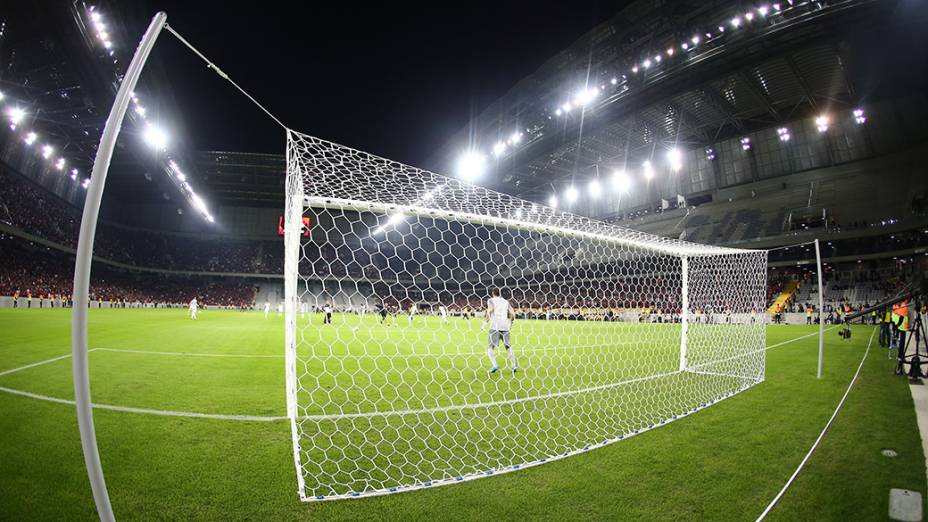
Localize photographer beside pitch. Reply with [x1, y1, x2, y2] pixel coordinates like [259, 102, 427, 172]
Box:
[484, 288, 518, 374]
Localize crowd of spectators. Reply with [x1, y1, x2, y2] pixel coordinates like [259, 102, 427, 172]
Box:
[0, 234, 257, 307]
[1, 169, 283, 274]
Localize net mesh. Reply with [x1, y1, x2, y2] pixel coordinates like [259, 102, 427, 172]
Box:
[284, 129, 767, 501]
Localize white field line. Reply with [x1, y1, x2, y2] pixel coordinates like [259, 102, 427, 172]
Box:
[93, 347, 283, 358]
[0, 386, 287, 422]
[755, 327, 876, 521]
[0, 328, 832, 422]
[687, 327, 837, 371]
[0, 352, 79, 377]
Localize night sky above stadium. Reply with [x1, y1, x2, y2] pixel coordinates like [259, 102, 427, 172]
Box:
[144, 1, 619, 167]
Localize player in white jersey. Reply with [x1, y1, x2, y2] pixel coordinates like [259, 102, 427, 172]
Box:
[408, 303, 417, 325]
[189, 297, 198, 320]
[323, 303, 333, 324]
[438, 304, 448, 324]
[264, 301, 271, 318]
[484, 288, 517, 374]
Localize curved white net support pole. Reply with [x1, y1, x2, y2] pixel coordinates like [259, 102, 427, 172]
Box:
[284, 129, 767, 501]
[70, 12, 167, 521]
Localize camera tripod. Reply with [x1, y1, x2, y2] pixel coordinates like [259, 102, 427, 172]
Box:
[895, 298, 928, 384]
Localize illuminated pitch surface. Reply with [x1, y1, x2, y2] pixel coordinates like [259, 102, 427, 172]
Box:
[0, 308, 923, 520]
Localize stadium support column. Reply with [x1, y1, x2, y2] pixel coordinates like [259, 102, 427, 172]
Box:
[71, 12, 167, 522]
[815, 238, 825, 379]
[680, 255, 689, 372]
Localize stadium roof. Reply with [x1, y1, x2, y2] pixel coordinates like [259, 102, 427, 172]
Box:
[425, 0, 926, 202]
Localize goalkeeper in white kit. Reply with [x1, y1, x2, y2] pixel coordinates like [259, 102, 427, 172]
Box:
[485, 288, 517, 374]
[189, 297, 198, 320]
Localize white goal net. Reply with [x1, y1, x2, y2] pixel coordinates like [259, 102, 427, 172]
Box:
[284, 129, 767, 501]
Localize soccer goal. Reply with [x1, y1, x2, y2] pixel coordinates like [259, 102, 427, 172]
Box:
[283, 129, 768, 501]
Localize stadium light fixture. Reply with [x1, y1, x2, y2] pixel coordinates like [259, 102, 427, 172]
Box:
[612, 170, 631, 193]
[562, 102, 573, 113]
[681, 42, 689, 50]
[611, 77, 618, 85]
[0, 90, 4, 100]
[588, 178, 601, 198]
[42, 144, 54, 159]
[511, 131, 522, 144]
[642, 160, 654, 181]
[667, 148, 683, 172]
[7, 106, 26, 126]
[455, 150, 486, 181]
[777, 127, 791, 141]
[731, 17, 741, 28]
[632, 66, 639, 74]
[853, 108, 866, 124]
[654, 55, 662, 63]
[773, 3, 781, 11]
[759, 5, 770, 16]
[740, 136, 752, 150]
[555, 108, 562, 116]
[134, 105, 146, 117]
[745, 12, 754, 22]
[90, 11, 102, 23]
[705, 147, 716, 160]
[548, 194, 558, 208]
[575, 87, 598, 106]
[718, 25, 725, 33]
[815, 114, 829, 133]
[691, 35, 700, 45]
[71, 168, 79, 180]
[143, 123, 169, 150]
[492, 141, 506, 157]
[55, 158, 66, 171]
[81, 178, 90, 189]
[666, 47, 674, 56]
[643, 59, 652, 69]
[565, 185, 579, 204]
[24, 132, 38, 145]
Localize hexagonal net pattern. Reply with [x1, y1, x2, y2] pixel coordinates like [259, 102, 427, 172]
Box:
[284, 129, 767, 502]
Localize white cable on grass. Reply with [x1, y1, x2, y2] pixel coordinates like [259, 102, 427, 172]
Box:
[755, 327, 877, 521]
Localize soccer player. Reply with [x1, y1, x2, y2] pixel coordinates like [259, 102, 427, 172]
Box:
[438, 304, 448, 324]
[189, 297, 198, 320]
[264, 300, 271, 318]
[323, 302, 333, 324]
[485, 288, 517, 374]
[408, 303, 417, 325]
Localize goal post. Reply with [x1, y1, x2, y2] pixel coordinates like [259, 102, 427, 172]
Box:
[284, 129, 767, 501]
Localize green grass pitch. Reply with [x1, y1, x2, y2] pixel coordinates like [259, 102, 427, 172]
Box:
[0, 308, 925, 520]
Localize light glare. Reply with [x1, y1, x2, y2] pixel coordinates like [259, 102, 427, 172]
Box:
[143, 124, 169, 150]
[455, 150, 486, 180]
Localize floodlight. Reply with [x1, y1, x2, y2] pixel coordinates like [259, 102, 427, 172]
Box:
[548, 194, 558, 208]
[555, 108, 562, 116]
[705, 147, 716, 160]
[745, 12, 754, 21]
[7, 107, 25, 125]
[691, 35, 700, 45]
[103, 40, 112, 49]
[455, 150, 486, 181]
[759, 5, 769, 16]
[666, 47, 674, 56]
[492, 141, 506, 157]
[632, 66, 639, 74]
[134, 105, 146, 117]
[42, 144, 54, 159]
[143, 123, 169, 150]
[610, 77, 618, 85]
[667, 148, 683, 171]
[562, 102, 573, 113]
[853, 108, 866, 124]
[682, 43, 689, 50]
[511, 131, 522, 144]
[740, 136, 752, 150]
[654, 55, 662, 63]
[612, 170, 631, 193]
[90, 11, 102, 23]
[206, 214, 215, 223]
[588, 178, 601, 197]
[70, 169, 78, 180]
[55, 158, 65, 170]
[777, 127, 790, 141]
[731, 17, 741, 28]
[565, 185, 579, 204]
[643, 59, 652, 69]
[576, 87, 598, 105]
[642, 160, 654, 181]
[773, 3, 781, 11]
[82, 178, 90, 189]
[815, 115, 829, 132]
[24, 132, 37, 145]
